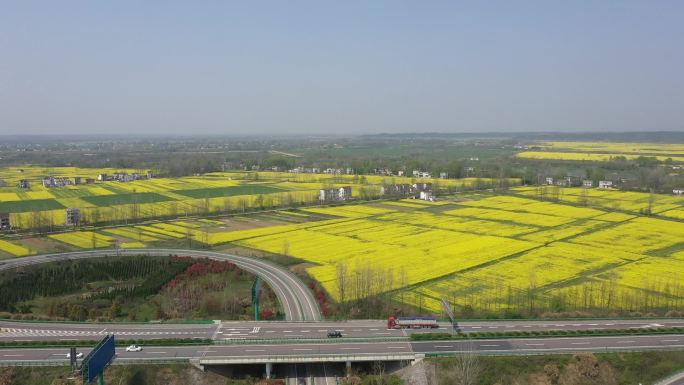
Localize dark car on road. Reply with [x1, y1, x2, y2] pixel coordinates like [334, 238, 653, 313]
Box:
[327, 330, 343, 338]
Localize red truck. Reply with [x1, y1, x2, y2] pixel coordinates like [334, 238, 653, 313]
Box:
[387, 316, 439, 329]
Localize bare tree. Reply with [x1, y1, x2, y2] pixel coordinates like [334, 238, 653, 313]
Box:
[336, 262, 348, 304]
[275, 238, 288, 256]
[439, 340, 480, 385]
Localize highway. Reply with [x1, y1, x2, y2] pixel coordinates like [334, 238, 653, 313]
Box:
[1, 334, 683, 363]
[0, 248, 320, 322]
[3, 319, 683, 341]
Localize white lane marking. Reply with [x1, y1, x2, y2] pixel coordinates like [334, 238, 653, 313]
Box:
[2, 354, 23, 357]
[370, 329, 378, 331]
[471, 326, 481, 329]
[352, 329, 361, 332]
[373, 332, 391, 335]
[301, 330, 310, 333]
[434, 345, 453, 348]
[523, 325, 531, 328]
[387, 346, 406, 349]
[525, 343, 545, 346]
[571, 342, 590, 345]
[293, 348, 313, 351]
[246, 349, 265, 352]
[340, 347, 360, 350]
[196, 350, 216, 353]
[604, 323, 615, 326]
[488, 326, 498, 329]
[480, 344, 500, 347]
[661, 339, 680, 342]
[145, 351, 167, 354]
[283, 330, 292, 333]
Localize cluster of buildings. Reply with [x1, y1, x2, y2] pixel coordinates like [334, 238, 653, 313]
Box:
[319, 186, 352, 202]
[20, 171, 154, 190]
[288, 167, 354, 175]
[0, 213, 10, 231]
[543, 177, 614, 189]
[372, 169, 450, 179]
[380, 182, 435, 201]
[65, 208, 81, 226]
[98, 172, 152, 183]
[42, 176, 107, 187]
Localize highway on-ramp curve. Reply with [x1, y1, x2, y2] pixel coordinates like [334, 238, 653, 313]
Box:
[0, 248, 320, 322]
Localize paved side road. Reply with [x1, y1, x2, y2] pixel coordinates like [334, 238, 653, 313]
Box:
[0, 248, 321, 321]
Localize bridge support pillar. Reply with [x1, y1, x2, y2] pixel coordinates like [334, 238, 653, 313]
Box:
[346, 360, 352, 377]
[265, 362, 273, 379]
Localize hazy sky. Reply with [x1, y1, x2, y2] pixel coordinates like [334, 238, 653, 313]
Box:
[1, 1, 683, 135]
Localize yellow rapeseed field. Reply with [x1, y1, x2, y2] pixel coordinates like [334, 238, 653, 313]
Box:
[516, 151, 684, 163]
[49, 231, 114, 249]
[0, 239, 31, 257]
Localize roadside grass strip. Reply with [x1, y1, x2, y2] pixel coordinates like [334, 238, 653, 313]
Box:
[411, 327, 684, 341]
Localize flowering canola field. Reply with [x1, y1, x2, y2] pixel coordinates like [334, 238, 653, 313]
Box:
[225, 193, 684, 315]
[0, 166, 513, 231]
[516, 141, 684, 163]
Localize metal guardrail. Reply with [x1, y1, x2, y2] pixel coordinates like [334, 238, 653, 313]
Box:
[0, 360, 69, 367]
[198, 353, 418, 364]
[213, 336, 409, 345]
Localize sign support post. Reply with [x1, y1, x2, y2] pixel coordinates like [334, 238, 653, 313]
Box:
[251, 277, 262, 321]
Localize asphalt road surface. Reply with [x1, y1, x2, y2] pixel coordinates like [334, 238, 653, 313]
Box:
[1, 335, 683, 363]
[3, 319, 683, 341]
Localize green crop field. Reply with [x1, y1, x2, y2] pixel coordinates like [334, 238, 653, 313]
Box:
[81, 192, 174, 206]
[0, 199, 65, 213]
[173, 184, 283, 199]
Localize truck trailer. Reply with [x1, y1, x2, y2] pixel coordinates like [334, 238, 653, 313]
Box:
[387, 316, 439, 329]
